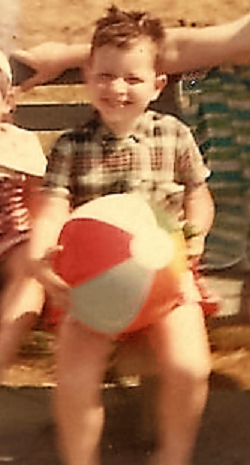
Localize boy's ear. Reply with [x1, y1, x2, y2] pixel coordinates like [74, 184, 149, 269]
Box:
[152, 74, 168, 101]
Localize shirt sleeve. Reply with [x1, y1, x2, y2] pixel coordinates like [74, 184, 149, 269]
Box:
[43, 132, 74, 198]
[174, 120, 210, 189]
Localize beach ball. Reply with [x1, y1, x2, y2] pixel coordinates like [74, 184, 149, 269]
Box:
[52, 193, 187, 336]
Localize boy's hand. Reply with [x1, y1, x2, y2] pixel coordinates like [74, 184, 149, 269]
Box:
[186, 235, 205, 273]
[182, 221, 205, 262]
[186, 234, 205, 261]
[30, 246, 71, 312]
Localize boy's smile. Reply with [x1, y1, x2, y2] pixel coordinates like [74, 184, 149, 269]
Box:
[87, 39, 167, 136]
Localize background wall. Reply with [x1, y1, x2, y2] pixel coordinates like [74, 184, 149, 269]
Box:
[0, 0, 249, 54]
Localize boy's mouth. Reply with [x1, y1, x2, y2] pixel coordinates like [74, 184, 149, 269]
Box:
[102, 98, 132, 108]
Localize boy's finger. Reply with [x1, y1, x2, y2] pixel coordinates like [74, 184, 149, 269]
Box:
[43, 245, 63, 261]
[49, 290, 71, 312]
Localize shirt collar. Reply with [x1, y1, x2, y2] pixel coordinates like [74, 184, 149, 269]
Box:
[92, 110, 145, 151]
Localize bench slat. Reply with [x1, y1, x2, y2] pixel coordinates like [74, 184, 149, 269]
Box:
[14, 102, 94, 130]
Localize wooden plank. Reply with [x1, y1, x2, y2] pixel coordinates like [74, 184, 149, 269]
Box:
[14, 102, 94, 130]
[13, 81, 182, 131]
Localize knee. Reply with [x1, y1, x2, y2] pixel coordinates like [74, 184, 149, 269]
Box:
[56, 318, 113, 392]
[171, 350, 211, 388]
[56, 355, 102, 407]
[158, 338, 211, 388]
[188, 354, 211, 387]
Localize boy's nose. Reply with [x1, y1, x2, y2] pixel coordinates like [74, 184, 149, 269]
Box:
[112, 77, 127, 94]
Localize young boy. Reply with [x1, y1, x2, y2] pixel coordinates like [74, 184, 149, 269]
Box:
[30, 7, 214, 465]
[0, 50, 46, 376]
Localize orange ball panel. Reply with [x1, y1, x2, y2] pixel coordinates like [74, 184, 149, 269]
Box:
[119, 231, 187, 335]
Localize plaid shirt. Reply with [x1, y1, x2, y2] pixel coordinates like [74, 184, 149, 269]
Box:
[44, 109, 208, 215]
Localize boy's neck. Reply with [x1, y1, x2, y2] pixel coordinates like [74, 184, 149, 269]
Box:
[106, 123, 133, 139]
[101, 114, 142, 139]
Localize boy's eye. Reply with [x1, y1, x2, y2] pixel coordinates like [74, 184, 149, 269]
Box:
[125, 76, 143, 85]
[96, 74, 143, 85]
[98, 73, 115, 82]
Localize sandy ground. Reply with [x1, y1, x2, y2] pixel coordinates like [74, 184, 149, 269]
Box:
[0, 0, 249, 56]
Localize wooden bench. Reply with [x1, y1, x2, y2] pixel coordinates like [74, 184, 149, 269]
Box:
[9, 56, 250, 381]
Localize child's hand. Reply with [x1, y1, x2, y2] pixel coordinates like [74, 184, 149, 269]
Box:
[186, 234, 205, 261]
[30, 246, 71, 312]
[182, 221, 205, 261]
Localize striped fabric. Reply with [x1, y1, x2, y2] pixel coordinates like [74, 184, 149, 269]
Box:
[182, 66, 250, 270]
[0, 173, 31, 257]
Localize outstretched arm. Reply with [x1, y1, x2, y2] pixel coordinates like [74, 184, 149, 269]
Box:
[163, 13, 250, 73]
[11, 42, 90, 91]
[11, 13, 250, 90]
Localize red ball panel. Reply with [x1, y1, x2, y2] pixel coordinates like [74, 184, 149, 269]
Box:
[52, 218, 133, 286]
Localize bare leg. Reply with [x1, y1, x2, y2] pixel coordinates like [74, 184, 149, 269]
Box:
[52, 316, 113, 465]
[148, 302, 211, 465]
[0, 243, 44, 375]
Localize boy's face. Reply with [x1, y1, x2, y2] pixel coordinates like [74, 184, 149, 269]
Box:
[87, 38, 167, 135]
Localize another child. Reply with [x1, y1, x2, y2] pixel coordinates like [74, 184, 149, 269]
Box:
[30, 7, 214, 465]
[0, 50, 47, 376]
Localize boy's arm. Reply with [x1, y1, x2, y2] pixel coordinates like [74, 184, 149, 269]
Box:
[11, 13, 250, 90]
[29, 192, 71, 311]
[183, 183, 214, 259]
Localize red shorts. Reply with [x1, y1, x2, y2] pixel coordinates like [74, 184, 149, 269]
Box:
[40, 267, 220, 334]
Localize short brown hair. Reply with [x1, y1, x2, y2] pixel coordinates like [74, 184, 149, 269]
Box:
[90, 5, 166, 74]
